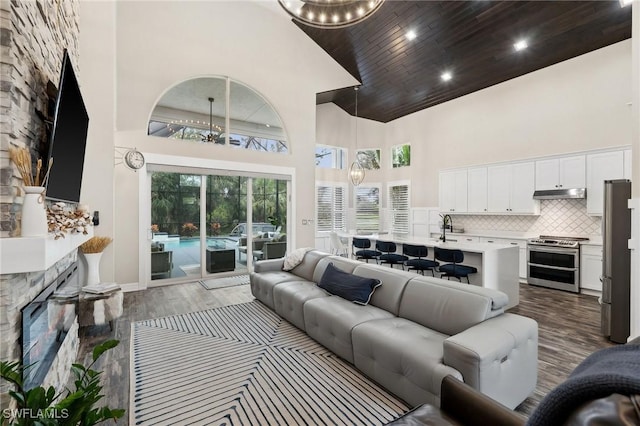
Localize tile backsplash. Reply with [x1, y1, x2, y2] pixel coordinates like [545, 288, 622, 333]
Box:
[454, 199, 601, 236]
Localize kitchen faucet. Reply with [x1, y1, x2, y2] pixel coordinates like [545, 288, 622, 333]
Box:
[440, 214, 452, 242]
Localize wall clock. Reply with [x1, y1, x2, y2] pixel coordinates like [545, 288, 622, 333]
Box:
[124, 149, 145, 170]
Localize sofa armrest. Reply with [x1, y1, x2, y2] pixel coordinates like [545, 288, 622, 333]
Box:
[440, 376, 525, 426]
[443, 313, 538, 409]
[253, 258, 285, 273]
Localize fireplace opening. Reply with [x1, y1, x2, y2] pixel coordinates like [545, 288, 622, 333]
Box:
[21, 262, 79, 389]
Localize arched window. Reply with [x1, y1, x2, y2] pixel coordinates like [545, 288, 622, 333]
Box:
[147, 77, 288, 154]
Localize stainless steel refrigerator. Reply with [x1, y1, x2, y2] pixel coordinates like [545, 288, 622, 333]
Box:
[601, 179, 631, 343]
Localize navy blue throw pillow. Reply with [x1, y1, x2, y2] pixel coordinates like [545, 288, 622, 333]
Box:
[318, 263, 382, 305]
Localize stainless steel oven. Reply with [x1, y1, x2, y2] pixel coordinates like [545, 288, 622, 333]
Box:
[527, 236, 588, 293]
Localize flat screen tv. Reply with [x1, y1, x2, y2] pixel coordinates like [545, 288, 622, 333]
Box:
[45, 50, 89, 203]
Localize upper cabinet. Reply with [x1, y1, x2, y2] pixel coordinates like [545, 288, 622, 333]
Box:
[586, 151, 625, 216]
[467, 167, 488, 213]
[535, 155, 585, 190]
[488, 162, 539, 214]
[439, 169, 468, 213]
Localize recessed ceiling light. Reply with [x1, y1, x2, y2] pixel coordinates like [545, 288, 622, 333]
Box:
[441, 72, 452, 82]
[514, 39, 528, 51]
[619, 0, 633, 7]
[406, 30, 417, 41]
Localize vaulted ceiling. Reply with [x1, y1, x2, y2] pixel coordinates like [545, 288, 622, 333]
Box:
[293, 1, 632, 123]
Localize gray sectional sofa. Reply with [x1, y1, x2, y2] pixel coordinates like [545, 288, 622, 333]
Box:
[250, 250, 538, 409]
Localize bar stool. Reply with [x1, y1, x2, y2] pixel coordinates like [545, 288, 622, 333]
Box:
[434, 247, 478, 283]
[352, 237, 381, 263]
[403, 244, 439, 276]
[376, 241, 408, 269]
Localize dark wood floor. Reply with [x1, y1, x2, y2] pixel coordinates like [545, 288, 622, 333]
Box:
[78, 282, 613, 423]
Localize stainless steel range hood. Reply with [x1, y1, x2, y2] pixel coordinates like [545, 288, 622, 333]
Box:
[532, 188, 587, 200]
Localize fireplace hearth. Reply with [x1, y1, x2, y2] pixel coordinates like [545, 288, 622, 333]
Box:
[21, 262, 79, 389]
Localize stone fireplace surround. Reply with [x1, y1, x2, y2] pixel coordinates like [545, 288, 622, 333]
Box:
[0, 232, 91, 408]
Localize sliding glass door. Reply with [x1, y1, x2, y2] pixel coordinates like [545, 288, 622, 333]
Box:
[149, 168, 288, 284]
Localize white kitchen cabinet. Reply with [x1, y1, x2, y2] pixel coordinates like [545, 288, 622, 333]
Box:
[535, 155, 585, 190]
[479, 237, 527, 280]
[586, 151, 625, 215]
[488, 162, 539, 214]
[467, 167, 488, 213]
[581, 245, 602, 292]
[624, 149, 632, 180]
[487, 165, 511, 212]
[439, 169, 468, 213]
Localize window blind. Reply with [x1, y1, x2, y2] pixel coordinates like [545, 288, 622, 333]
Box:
[389, 184, 410, 234]
[355, 186, 380, 232]
[316, 185, 345, 232]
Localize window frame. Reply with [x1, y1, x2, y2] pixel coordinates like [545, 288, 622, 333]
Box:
[315, 144, 347, 170]
[315, 182, 347, 234]
[353, 183, 382, 233]
[387, 180, 411, 234]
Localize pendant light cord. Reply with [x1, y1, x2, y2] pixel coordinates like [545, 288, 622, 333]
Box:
[355, 86, 359, 156]
[208, 97, 214, 135]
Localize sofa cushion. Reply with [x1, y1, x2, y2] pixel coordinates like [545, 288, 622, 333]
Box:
[412, 276, 508, 313]
[289, 250, 328, 281]
[303, 296, 394, 363]
[283, 247, 313, 270]
[318, 263, 382, 305]
[312, 255, 362, 283]
[249, 271, 302, 309]
[273, 280, 329, 330]
[398, 279, 498, 336]
[352, 264, 415, 315]
[352, 317, 463, 407]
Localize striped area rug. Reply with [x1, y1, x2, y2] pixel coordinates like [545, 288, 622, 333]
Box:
[131, 301, 409, 425]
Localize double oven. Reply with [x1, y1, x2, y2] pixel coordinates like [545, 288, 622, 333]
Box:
[527, 236, 588, 293]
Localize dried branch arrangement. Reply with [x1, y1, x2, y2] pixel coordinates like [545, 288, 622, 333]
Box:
[8, 146, 53, 187]
[47, 202, 92, 239]
[80, 236, 113, 254]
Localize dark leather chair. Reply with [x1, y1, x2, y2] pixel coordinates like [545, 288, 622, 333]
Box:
[376, 241, 409, 269]
[435, 247, 477, 283]
[403, 244, 439, 276]
[352, 237, 381, 263]
[386, 376, 525, 426]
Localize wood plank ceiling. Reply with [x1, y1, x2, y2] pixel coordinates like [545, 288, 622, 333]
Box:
[294, 1, 632, 123]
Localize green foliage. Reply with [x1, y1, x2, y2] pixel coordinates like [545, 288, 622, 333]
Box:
[392, 144, 411, 168]
[1, 340, 124, 426]
[151, 172, 288, 237]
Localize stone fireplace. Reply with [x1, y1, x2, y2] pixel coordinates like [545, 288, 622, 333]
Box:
[21, 261, 79, 389]
[0, 233, 91, 407]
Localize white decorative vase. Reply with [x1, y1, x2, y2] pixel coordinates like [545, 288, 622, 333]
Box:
[84, 252, 103, 286]
[21, 186, 47, 237]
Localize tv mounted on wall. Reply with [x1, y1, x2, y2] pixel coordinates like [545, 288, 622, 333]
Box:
[45, 50, 89, 203]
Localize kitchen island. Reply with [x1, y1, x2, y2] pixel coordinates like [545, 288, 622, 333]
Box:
[343, 233, 520, 308]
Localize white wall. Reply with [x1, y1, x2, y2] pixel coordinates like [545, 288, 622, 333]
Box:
[379, 40, 631, 207]
[79, 1, 116, 282]
[79, 1, 357, 285]
[318, 40, 632, 208]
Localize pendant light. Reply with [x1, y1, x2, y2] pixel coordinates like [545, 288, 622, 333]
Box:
[349, 86, 365, 186]
[202, 97, 216, 143]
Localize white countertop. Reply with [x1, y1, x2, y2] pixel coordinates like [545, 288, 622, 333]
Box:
[446, 230, 538, 240]
[344, 233, 516, 254]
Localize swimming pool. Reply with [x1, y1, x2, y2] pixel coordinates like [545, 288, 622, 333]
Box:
[163, 237, 238, 250]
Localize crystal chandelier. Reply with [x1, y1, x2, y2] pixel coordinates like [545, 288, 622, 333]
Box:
[349, 86, 365, 187]
[278, 0, 384, 29]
